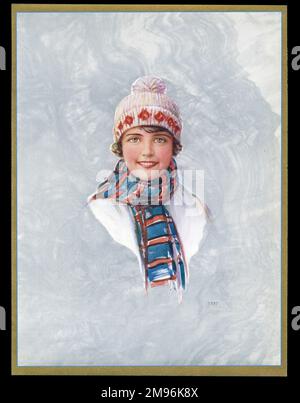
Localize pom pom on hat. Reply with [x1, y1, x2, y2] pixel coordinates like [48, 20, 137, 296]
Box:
[113, 75, 182, 143]
[131, 76, 167, 94]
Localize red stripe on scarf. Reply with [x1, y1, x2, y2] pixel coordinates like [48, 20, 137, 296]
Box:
[108, 171, 128, 199]
[146, 214, 167, 226]
[147, 235, 171, 246]
[148, 257, 173, 268]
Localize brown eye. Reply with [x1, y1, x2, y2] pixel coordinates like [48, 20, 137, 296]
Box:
[128, 137, 140, 143]
[154, 137, 167, 143]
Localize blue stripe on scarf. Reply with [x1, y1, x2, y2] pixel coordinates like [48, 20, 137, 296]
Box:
[179, 261, 186, 288]
[147, 222, 168, 239]
[148, 265, 175, 282]
[144, 206, 165, 219]
[147, 243, 171, 262]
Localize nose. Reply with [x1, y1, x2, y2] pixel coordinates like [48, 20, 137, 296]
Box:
[141, 138, 154, 157]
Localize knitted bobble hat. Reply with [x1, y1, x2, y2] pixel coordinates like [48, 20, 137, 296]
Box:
[113, 76, 183, 143]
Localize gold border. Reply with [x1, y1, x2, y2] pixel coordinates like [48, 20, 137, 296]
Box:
[11, 3, 288, 377]
[281, 6, 288, 378]
[11, 4, 288, 12]
[11, 4, 17, 376]
[11, 365, 287, 376]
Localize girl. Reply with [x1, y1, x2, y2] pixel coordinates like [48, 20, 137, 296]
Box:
[87, 76, 208, 303]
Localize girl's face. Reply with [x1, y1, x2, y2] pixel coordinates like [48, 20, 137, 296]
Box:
[121, 126, 173, 180]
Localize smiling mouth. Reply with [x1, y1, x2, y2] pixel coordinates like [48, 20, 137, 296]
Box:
[137, 162, 158, 169]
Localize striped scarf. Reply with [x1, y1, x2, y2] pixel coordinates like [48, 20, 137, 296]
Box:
[91, 158, 188, 302]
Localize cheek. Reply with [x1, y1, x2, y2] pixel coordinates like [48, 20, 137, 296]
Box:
[156, 144, 173, 167]
[122, 144, 139, 163]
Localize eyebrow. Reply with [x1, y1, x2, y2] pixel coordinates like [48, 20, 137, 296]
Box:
[124, 133, 142, 137]
[125, 132, 172, 138]
[153, 133, 172, 137]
